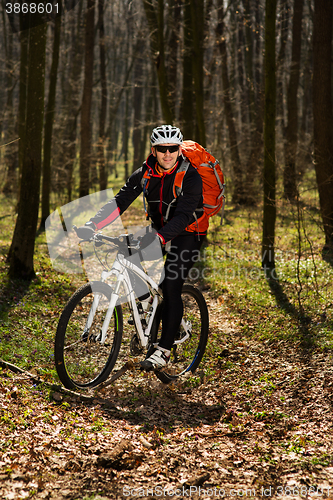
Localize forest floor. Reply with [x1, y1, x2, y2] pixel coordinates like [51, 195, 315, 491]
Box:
[1, 303, 333, 500]
[1, 189, 333, 499]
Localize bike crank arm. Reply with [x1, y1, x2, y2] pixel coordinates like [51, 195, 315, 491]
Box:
[173, 319, 191, 345]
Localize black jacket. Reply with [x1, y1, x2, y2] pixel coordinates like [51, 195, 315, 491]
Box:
[90, 153, 204, 243]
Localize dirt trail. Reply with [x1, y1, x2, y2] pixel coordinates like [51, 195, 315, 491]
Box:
[1, 296, 333, 499]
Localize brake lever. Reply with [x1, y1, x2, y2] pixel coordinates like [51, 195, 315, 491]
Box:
[94, 234, 104, 247]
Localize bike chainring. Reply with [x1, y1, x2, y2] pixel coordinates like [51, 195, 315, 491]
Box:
[130, 334, 143, 355]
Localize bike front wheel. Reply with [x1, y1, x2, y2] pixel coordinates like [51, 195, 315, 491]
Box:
[54, 282, 123, 390]
[151, 284, 209, 384]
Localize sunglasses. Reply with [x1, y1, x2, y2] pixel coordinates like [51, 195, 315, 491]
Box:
[155, 145, 179, 154]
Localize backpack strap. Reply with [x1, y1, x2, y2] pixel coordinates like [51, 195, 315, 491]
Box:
[163, 161, 190, 222]
[173, 160, 190, 197]
[141, 169, 152, 220]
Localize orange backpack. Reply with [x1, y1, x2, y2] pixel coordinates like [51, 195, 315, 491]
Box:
[180, 141, 225, 229]
[142, 141, 225, 233]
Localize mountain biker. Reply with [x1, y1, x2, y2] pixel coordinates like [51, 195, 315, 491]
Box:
[77, 125, 207, 371]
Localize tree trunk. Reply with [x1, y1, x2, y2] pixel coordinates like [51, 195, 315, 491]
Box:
[123, 86, 130, 180]
[98, 0, 108, 192]
[8, 21, 47, 279]
[2, 19, 17, 195]
[283, 0, 304, 201]
[242, 0, 264, 205]
[190, 0, 206, 146]
[64, 2, 84, 202]
[181, 0, 194, 139]
[132, 57, 143, 173]
[313, 0, 333, 251]
[79, 0, 95, 198]
[17, 14, 30, 198]
[217, 0, 243, 203]
[40, 2, 62, 230]
[242, 0, 256, 128]
[276, 0, 289, 133]
[166, 0, 181, 120]
[262, 0, 277, 270]
[237, 9, 248, 135]
[142, 0, 174, 124]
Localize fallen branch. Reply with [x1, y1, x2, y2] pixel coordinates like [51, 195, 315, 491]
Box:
[0, 358, 103, 403]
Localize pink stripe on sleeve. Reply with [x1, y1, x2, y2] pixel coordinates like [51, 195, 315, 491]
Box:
[95, 207, 121, 230]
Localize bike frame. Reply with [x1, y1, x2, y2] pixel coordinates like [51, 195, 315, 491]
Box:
[83, 247, 191, 349]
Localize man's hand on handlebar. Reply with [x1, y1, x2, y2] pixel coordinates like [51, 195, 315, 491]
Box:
[74, 221, 96, 240]
[138, 230, 161, 250]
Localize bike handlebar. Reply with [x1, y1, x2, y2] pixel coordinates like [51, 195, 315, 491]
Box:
[95, 232, 141, 249]
[73, 225, 141, 250]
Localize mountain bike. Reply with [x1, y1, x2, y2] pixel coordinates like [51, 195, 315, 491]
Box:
[54, 229, 209, 390]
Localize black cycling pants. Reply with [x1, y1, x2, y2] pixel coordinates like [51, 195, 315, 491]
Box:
[158, 233, 204, 351]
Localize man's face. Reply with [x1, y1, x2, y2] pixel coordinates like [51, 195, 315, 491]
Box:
[152, 143, 180, 170]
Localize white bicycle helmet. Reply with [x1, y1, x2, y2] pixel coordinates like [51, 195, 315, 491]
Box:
[150, 125, 183, 145]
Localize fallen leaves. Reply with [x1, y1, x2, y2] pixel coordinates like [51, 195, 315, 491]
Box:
[1, 304, 333, 499]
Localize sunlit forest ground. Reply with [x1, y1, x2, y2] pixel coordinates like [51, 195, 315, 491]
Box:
[0, 166, 333, 498]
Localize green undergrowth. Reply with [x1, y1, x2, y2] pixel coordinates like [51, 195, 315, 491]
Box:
[1, 168, 333, 387]
[0, 195, 82, 382]
[199, 174, 333, 351]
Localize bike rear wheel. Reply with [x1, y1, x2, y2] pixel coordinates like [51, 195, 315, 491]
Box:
[151, 284, 209, 384]
[54, 282, 123, 390]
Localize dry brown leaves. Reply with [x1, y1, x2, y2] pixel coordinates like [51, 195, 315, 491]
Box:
[1, 295, 333, 499]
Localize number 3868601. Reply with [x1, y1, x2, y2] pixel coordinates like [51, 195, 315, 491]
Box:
[5, 3, 59, 14]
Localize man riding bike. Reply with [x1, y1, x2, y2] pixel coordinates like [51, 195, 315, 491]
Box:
[77, 125, 207, 370]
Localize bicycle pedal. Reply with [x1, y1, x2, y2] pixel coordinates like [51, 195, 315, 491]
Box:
[128, 315, 134, 325]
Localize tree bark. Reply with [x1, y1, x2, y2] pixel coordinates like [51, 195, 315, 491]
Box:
[262, 0, 277, 270]
[313, 0, 333, 251]
[79, 0, 95, 198]
[283, 0, 304, 201]
[8, 20, 47, 279]
[40, 2, 62, 230]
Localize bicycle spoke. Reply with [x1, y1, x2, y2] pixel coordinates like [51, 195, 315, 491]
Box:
[54, 283, 122, 389]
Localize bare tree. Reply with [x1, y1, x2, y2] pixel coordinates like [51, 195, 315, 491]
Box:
[142, 0, 174, 124]
[217, 0, 243, 203]
[8, 20, 47, 279]
[79, 0, 95, 198]
[190, 0, 206, 146]
[181, 0, 194, 139]
[313, 0, 333, 253]
[283, 0, 304, 201]
[97, 0, 108, 191]
[262, 0, 277, 270]
[40, 4, 62, 229]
